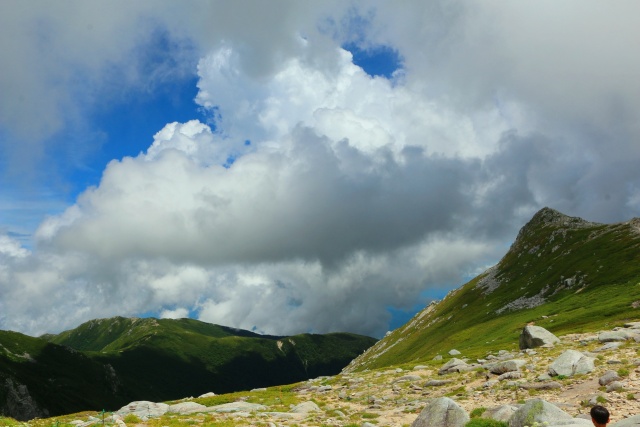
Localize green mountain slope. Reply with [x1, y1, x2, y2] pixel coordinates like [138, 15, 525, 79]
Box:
[345, 207, 640, 372]
[1, 318, 375, 420]
[0, 331, 130, 420]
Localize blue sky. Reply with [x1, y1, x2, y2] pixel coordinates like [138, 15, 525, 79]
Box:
[1, 1, 639, 338]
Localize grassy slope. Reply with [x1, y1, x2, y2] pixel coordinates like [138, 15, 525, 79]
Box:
[349, 209, 640, 370]
[0, 331, 131, 418]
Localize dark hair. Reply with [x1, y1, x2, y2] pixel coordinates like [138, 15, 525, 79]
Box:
[591, 405, 610, 424]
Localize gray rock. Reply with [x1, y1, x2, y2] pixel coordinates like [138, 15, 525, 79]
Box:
[519, 325, 561, 349]
[425, 380, 453, 387]
[606, 381, 625, 392]
[595, 342, 623, 352]
[433, 355, 443, 361]
[483, 380, 499, 388]
[599, 330, 631, 342]
[207, 402, 267, 413]
[290, 401, 321, 413]
[599, 370, 621, 386]
[550, 419, 593, 426]
[483, 405, 518, 422]
[548, 350, 595, 377]
[519, 381, 562, 390]
[394, 375, 422, 383]
[588, 395, 607, 406]
[449, 349, 461, 356]
[509, 399, 573, 427]
[198, 392, 216, 398]
[168, 402, 207, 414]
[116, 401, 169, 418]
[2, 378, 49, 421]
[411, 397, 469, 427]
[489, 359, 526, 374]
[413, 365, 428, 370]
[438, 358, 468, 375]
[498, 371, 523, 381]
[611, 414, 640, 427]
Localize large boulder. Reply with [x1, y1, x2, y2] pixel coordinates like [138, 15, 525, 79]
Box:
[411, 397, 469, 427]
[509, 399, 572, 427]
[519, 325, 561, 349]
[548, 350, 595, 377]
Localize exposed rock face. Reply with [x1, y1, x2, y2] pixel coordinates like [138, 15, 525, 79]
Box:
[520, 325, 561, 349]
[508, 399, 573, 427]
[2, 378, 48, 421]
[411, 397, 469, 427]
[548, 350, 595, 377]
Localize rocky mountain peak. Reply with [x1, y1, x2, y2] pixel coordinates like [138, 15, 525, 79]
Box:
[511, 207, 598, 251]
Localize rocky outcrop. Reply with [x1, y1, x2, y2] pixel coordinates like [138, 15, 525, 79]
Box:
[520, 325, 561, 349]
[1, 377, 49, 421]
[411, 397, 469, 427]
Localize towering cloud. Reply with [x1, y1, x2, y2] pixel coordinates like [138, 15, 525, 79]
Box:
[0, 1, 638, 337]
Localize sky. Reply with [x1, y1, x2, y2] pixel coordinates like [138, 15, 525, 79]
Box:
[1, 1, 639, 338]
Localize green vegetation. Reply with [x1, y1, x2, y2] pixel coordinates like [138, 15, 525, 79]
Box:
[122, 414, 142, 424]
[465, 419, 508, 427]
[617, 368, 630, 377]
[470, 407, 487, 418]
[350, 208, 640, 370]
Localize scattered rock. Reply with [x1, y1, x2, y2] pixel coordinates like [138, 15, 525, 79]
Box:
[449, 349, 461, 356]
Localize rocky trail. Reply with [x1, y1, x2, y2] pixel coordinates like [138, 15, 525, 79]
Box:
[53, 321, 640, 427]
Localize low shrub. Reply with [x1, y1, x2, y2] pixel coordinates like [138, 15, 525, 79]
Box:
[470, 407, 487, 418]
[465, 419, 508, 427]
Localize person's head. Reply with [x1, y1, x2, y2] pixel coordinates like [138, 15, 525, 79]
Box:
[591, 405, 609, 426]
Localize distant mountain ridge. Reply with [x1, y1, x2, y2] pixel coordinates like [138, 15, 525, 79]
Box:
[345, 207, 640, 372]
[0, 317, 376, 420]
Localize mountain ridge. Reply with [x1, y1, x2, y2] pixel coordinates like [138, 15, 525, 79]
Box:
[0, 317, 376, 420]
[345, 207, 640, 372]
